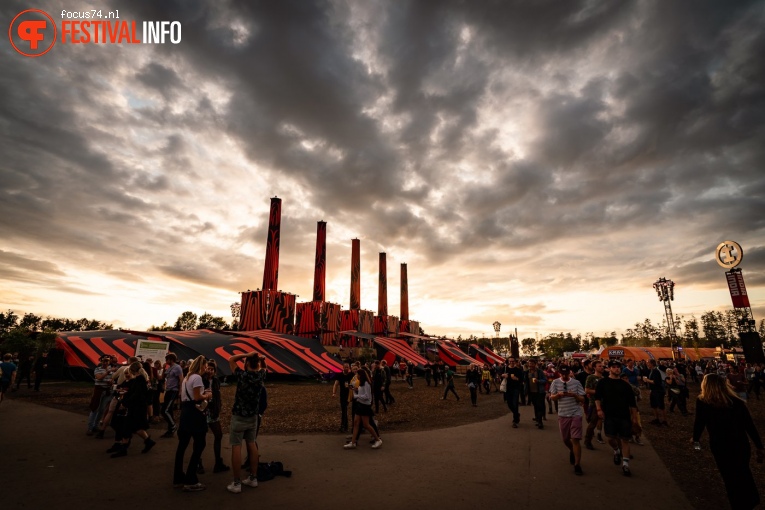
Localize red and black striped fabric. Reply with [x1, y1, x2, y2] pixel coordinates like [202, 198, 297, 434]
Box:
[469, 344, 505, 365]
[241, 330, 342, 374]
[437, 340, 484, 368]
[57, 329, 342, 377]
[240, 290, 296, 333]
[374, 337, 428, 369]
[56, 330, 145, 369]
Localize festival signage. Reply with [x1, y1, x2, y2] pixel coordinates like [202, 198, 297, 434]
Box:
[608, 349, 625, 357]
[726, 269, 751, 308]
[134, 339, 170, 360]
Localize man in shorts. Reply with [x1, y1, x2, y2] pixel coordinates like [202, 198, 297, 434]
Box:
[643, 358, 668, 426]
[549, 365, 586, 475]
[595, 360, 639, 477]
[227, 351, 267, 494]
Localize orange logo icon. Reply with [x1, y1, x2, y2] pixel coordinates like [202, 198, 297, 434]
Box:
[9, 9, 57, 57]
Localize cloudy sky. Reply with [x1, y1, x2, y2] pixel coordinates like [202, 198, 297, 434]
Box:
[2, 0, 763, 339]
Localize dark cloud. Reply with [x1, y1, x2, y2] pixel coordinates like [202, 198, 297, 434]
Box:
[1, 0, 763, 333]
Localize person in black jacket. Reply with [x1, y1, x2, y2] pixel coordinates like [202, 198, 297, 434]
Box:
[466, 365, 481, 407]
[503, 358, 524, 427]
[199, 359, 229, 473]
[33, 352, 48, 391]
[110, 362, 155, 458]
[693, 373, 764, 510]
[372, 361, 387, 413]
[524, 359, 548, 429]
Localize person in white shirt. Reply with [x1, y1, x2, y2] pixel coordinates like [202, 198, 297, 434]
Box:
[344, 368, 382, 450]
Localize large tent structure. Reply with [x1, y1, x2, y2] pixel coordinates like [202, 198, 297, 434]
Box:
[56, 329, 342, 378]
[599, 346, 720, 361]
[373, 337, 429, 368]
[469, 344, 505, 365]
[437, 340, 483, 367]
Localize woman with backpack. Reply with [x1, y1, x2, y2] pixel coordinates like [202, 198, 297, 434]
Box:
[173, 355, 212, 492]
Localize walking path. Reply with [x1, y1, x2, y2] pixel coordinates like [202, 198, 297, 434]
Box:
[0, 399, 692, 509]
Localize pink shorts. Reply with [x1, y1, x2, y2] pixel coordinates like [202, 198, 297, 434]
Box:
[558, 415, 583, 441]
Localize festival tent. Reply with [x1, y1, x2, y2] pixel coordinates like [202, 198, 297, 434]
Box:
[56, 330, 153, 369]
[227, 330, 343, 376]
[469, 344, 504, 365]
[599, 346, 720, 362]
[373, 337, 429, 369]
[437, 340, 484, 367]
[56, 329, 342, 378]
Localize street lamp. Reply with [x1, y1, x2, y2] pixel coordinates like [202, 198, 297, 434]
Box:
[653, 277, 678, 358]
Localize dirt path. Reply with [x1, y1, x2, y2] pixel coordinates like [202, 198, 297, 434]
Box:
[0, 398, 692, 510]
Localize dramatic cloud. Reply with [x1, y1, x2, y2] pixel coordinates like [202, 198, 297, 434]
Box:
[1, 0, 762, 336]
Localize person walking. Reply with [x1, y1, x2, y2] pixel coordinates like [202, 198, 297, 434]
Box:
[666, 368, 689, 416]
[525, 359, 548, 429]
[594, 360, 639, 477]
[161, 353, 184, 438]
[549, 366, 586, 475]
[15, 355, 33, 390]
[110, 362, 156, 458]
[643, 359, 668, 426]
[86, 356, 114, 435]
[226, 351, 267, 494]
[692, 373, 764, 510]
[371, 361, 388, 413]
[32, 352, 47, 391]
[381, 360, 395, 404]
[344, 368, 383, 450]
[441, 365, 460, 400]
[332, 363, 353, 433]
[173, 356, 212, 492]
[503, 358, 523, 427]
[466, 365, 481, 406]
[583, 361, 605, 449]
[0, 353, 17, 405]
[198, 359, 229, 474]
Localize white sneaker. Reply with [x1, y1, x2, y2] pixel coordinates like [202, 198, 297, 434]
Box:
[343, 442, 357, 449]
[227, 481, 242, 494]
[242, 475, 258, 488]
[371, 439, 383, 449]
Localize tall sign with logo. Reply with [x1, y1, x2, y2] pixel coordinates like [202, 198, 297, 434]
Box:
[715, 240, 760, 361]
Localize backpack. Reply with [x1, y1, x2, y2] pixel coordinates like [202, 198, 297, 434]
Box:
[256, 461, 292, 482]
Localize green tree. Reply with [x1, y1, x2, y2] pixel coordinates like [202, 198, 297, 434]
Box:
[174, 311, 198, 331]
[149, 322, 174, 331]
[521, 337, 536, 357]
[683, 316, 700, 349]
[701, 311, 727, 348]
[197, 313, 229, 330]
[0, 310, 19, 337]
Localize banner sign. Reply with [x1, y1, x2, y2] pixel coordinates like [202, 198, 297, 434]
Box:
[726, 270, 751, 308]
[608, 349, 625, 357]
[134, 339, 170, 361]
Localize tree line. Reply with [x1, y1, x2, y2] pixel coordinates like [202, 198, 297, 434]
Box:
[0, 309, 115, 358]
[524, 311, 765, 358]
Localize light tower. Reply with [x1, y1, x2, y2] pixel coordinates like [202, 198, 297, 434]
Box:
[493, 321, 501, 350]
[653, 277, 678, 358]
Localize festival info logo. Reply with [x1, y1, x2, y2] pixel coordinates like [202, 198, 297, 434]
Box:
[9, 9, 57, 57]
[715, 240, 743, 269]
[9, 9, 182, 57]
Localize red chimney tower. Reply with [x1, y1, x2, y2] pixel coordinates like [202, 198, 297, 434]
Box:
[378, 252, 388, 316]
[350, 239, 360, 310]
[262, 197, 281, 291]
[312, 221, 326, 302]
[400, 263, 409, 320]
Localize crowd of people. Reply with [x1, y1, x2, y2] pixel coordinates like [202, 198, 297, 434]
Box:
[3, 347, 764, 507]
[74, 351, 268, 494]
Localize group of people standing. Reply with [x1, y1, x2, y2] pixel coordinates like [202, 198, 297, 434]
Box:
[81, 350, 267, 494]
[0, 351, 48, 405]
